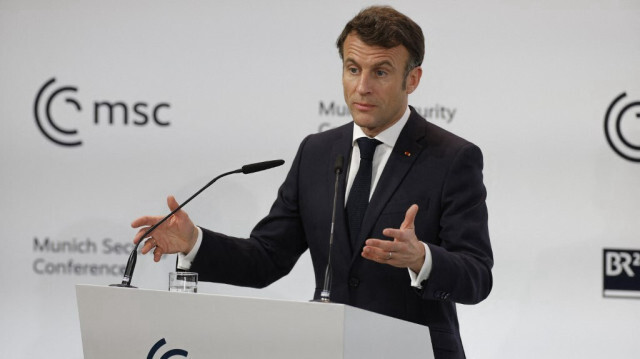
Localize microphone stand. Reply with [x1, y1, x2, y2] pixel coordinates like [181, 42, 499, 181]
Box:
[111, 160, 284, 288]
[318, 155, 344, 302]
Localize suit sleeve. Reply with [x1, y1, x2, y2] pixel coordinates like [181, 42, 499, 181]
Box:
[419, 143, 493, 304]
[188, 137, 311, 288]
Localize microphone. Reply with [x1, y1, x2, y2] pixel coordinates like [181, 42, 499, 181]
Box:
[111, 159, 285, 288]
[242, 159, 284, 174]
[318, 155, 344, 302]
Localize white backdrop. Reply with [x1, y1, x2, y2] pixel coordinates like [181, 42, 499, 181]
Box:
[1, 0, 639, 357]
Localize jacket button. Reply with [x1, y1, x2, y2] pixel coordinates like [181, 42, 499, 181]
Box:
[348, 277, 360, 287]
[435, 291, 449, 300]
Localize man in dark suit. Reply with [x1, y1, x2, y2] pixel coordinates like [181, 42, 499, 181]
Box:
[133, 6, 493, 358]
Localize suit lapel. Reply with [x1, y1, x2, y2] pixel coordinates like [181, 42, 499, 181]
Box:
[351, 111, 427, 260]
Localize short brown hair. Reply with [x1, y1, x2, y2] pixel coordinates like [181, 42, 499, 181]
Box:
[336, 6, 425, 75]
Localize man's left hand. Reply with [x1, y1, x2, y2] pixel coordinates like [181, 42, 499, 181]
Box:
[361, 204, 425, 273]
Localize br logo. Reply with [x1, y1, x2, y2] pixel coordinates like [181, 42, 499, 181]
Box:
[604, 92, 640, 162]
[147, 338, 188, 359]
[33, 77, 171, 147]
[603, 249, 640, 299]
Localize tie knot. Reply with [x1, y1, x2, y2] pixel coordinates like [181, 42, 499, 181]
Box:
[356, 137, 382, 161]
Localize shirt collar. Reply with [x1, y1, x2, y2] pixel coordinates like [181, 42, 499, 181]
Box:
[352, 106, 411, 148]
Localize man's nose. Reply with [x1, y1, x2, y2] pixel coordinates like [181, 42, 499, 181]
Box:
[356, 73, 372, 95]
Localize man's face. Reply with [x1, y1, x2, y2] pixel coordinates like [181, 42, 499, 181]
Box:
[342, 33, 422, 137]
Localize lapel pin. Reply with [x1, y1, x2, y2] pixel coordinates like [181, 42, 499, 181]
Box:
[404, 151, 411, 157]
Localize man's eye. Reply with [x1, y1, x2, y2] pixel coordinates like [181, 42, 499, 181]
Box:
[348, 67, 358, 74]
[376, 70, 387, 77]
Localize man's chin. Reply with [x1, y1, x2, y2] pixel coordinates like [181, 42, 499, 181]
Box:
[352, 114, 377, 128]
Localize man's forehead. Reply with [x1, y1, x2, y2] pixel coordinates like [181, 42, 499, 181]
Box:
[342, 34, 408, 66]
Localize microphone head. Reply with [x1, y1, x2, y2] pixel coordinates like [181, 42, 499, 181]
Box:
[241, 159, 285, 174]
[334, 155, 344, 174]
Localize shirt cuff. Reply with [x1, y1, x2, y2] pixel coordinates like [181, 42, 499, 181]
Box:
[408, 242, 433, 289]
[176, 226, 203, 270]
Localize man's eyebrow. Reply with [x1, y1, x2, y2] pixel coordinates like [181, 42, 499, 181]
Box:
[344, 58, 395, 69]
[344, 58, 360, 66]
[372, 60, 394, 68]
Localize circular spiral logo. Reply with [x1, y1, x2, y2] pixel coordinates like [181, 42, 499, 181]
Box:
[33, 77, 83, 147]
[604, 92, 640, 162]
[147, 338, 189, 359]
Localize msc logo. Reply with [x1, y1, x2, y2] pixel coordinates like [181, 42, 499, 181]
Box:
[34, 77, 171, 147]
[603, 248, 640, 299]
[604, 92, 640, 162]
[147, 338, 188, 359]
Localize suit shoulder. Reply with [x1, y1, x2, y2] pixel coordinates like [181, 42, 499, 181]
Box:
[408, 108, 469, 146]
[406, 111, 482, 163]
[421, 119, 480, 153]
[423, 119, 470, 145]
[303, 122, 352, 146]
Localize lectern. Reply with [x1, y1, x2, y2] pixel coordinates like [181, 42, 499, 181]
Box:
[76, 285, 433, 358]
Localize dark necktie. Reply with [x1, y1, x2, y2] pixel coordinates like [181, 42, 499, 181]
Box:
[346, 137, 382, 249]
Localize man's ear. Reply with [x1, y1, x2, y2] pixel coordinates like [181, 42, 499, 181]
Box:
[405, 66, 422, 94]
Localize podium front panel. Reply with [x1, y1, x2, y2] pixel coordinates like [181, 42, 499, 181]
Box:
[76, 285, 432, 358]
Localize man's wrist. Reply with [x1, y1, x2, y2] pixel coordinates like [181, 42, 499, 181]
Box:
[409, 243, 426, 273]
[184, 225, 199, 254]
[177, 227, 203, 270]
[409, 242, 433, 289]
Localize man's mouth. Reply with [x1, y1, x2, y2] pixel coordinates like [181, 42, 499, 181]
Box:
[353, 102, 375, 111]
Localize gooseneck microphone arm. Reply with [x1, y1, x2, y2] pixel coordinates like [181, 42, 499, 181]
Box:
[319, 155, 344, 302]
[111, 159, 285, 288]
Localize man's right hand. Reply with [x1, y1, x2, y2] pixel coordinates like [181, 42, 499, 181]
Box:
[131, 195, 198, 262]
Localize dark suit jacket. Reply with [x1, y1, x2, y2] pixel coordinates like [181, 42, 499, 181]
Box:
[191, 108, 493, 359]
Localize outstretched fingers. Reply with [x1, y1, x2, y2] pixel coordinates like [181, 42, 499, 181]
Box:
[361, 204, 424, 270]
